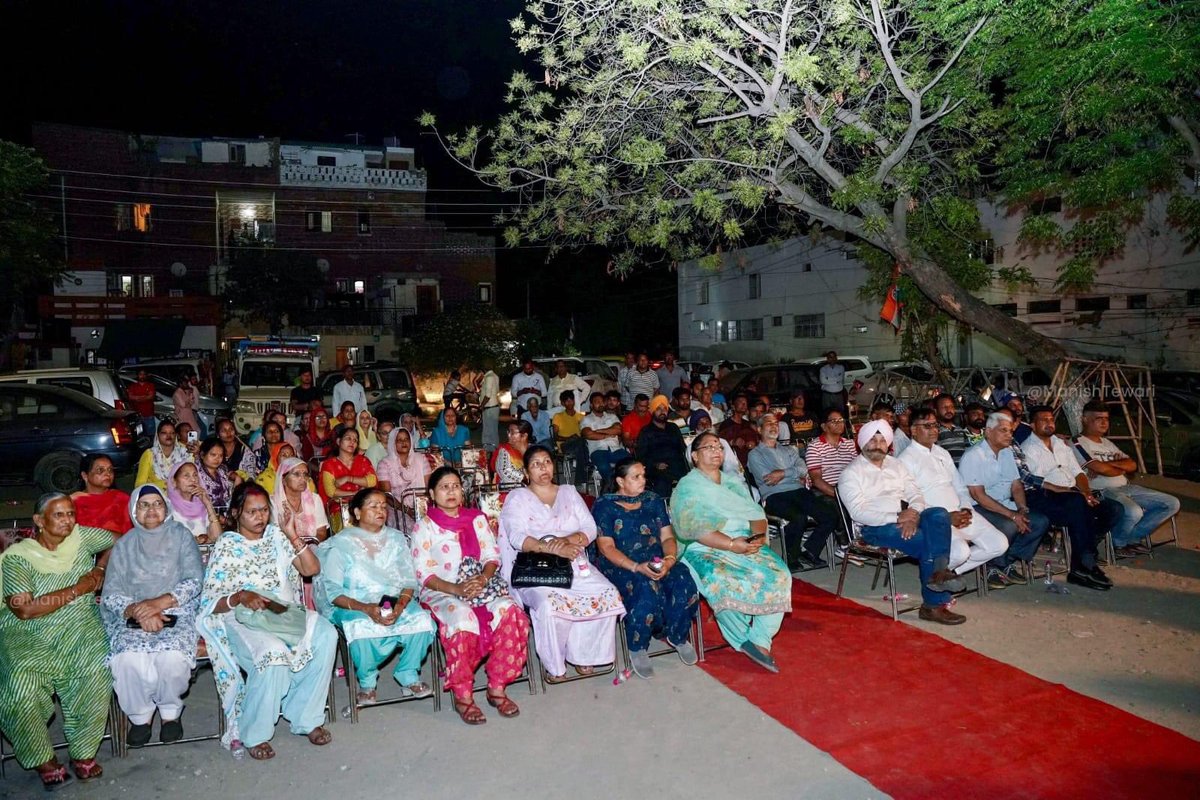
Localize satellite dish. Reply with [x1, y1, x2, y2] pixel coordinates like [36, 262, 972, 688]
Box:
[316, 258, 331, 273]
[170, 261, 187, 277]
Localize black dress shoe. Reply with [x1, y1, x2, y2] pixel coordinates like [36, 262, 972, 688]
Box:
[798, 551, 828, 570]
[160, 718, 183, 743]
[1087, 565, 1113, 587]
[1067, 570, 1111, 591]
[127, 722, 152, 748]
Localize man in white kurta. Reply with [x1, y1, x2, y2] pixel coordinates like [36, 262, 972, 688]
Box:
[899, 408, 1007, 579]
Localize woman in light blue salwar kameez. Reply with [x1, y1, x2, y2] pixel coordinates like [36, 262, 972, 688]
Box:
[315, 489, 434, 704]
[670, 432, 792, 673]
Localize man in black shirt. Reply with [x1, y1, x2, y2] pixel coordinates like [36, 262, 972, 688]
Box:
[289, 367, 324, 422]
[637, 395, 688, 498]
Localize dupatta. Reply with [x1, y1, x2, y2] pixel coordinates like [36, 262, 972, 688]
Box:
[669, 468, 765, 552]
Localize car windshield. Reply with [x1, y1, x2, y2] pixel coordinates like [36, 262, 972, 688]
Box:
[536, 360, 584, 376]
[241, 360, 310, 388]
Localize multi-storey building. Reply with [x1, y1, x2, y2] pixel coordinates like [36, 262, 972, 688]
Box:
[30, 122, 495, 368]
[677, 195, 1200, 371]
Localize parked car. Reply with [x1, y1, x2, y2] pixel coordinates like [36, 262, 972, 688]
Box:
[0, 384, 146, 493]
[115, 373, 231, 432]
[0, 368, 128, 410]
[717, 363, 824, 409]
[805, 355, 875, 389]
[532, 356, 618, 395]
[318, 362, 419, 420]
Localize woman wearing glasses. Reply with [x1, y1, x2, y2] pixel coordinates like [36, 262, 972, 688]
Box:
[669, 432, 792, 673]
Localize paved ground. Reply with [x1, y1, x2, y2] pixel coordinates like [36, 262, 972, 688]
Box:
[2, 469, 1196, 797]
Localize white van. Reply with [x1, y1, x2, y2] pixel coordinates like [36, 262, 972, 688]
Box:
[0, 368, 127, 410]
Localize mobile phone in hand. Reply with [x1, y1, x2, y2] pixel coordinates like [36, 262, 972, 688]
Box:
[126, 614, 178, 629]
[745, 533, 766, 544]
[379, 594, 400, 609]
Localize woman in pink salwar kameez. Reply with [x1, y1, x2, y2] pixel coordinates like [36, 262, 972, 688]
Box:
[499, 445, 624, 681]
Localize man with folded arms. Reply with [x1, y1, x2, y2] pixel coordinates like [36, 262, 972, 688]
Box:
[636, 394, 689, 498]
[839, 420, 967, 625]
[1021, 405, 1123, 590]
[899, 408, 1008, 587]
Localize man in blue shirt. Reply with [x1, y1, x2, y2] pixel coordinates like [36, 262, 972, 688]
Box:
[959, 411, 1049, 584]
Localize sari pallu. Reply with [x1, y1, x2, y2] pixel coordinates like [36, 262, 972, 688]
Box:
[318, 454, 377, 518]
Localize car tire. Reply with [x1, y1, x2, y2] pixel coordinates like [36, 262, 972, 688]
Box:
[34, 451, 83, 494]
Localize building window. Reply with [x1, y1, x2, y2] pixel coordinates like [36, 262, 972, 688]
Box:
[357, 210, 371, 234]
[119, 275, 134, 296]
[992, 302, 1018, 317]
[139, 275, 154, 297]
[231, 144, 246, 164]
[803, 262, 813, 272]
[772, 315, 783, 327]
[477, 283, 493, 302]
[1127, 294, 1148, 310]
[698, 280, 709, 306]
[317, 155, 336, 167]
[721, 318, 763, 342]
[1188, 289, 1200, 306]
[305, 211, 332, 232]
[970, 238, 996, 265]
[748, 274, 760, 300]
[1034, 196, 1063, 214]
[132, 203, 152, 232]
[1028, 299, 1061, 314]
[698, 320, 709, 332]
[115, 204, 131, 231]
[353, 280, 365, 294]
[793, 313, 826, 338]
[1076, 296, 1110, 313]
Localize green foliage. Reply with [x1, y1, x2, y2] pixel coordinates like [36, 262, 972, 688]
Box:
[223, 244, 326, 335]
[0, 141, 63, 329]
[404, 304, 545, 373]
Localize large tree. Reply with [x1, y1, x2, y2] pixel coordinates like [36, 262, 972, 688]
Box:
[223, 244, 326, 335]
[426, 0, 1198, 370]
[0, 141, 64, 369]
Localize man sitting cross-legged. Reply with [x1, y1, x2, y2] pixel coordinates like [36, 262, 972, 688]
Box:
[899, 408, 1008, 587]
[839, 420, 967, 625]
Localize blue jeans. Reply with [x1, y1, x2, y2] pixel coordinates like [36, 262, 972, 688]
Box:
[860, 507, 953, 607]
[590, 448, 630, 482]
[1102, 484, 1181, 546]
[141, 416, 157, 437]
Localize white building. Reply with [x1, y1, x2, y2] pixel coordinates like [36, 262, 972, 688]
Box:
[677, 196, 1200, 370]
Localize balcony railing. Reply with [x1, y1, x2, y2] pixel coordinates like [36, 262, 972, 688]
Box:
[38, 295, 222, 326]
[279, 163, 428, 191]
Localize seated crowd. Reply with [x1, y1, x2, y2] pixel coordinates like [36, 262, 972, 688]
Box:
[0, 357, 1180, 788]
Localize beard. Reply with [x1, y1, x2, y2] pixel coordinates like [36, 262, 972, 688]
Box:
[863, 445, 888, 463]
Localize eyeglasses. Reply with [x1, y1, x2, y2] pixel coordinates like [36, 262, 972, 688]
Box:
[825, 419, 845, 425]
[136, 500, 166, 511]
[695, 445, 723, 453]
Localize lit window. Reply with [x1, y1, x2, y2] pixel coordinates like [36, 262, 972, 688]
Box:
[478, 283, 493, 302]
[793, 313, 825, 339]
[140, 275, 154, 297]
[120, 275, 134, 296]
[133, 203, 152, 232]
[305, 211, 332, 232]
[357, 210, 371, 234]
[353, 280, 365, 294]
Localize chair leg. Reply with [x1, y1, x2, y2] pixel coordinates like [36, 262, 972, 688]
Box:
[694, 612, 706, 662]
[339, 634, 359, 724]
[527, 627, 543, 695]
[826, 533, 836, 573]
[835, 550, 851, 598]
[109, 693, 124, 758]
[1169, 515, 1179, 546]
[870, 560, 884, 591]
[886, 553, 898, 621]
[977, 565, 988, 598]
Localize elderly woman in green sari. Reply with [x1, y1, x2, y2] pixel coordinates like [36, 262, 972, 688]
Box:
[315, 488, 435, 706]
[670, 432, 792, 673]
[0, 493, 114, 790]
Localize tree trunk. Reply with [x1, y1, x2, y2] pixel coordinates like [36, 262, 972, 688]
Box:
[903, 256, 1070, 373]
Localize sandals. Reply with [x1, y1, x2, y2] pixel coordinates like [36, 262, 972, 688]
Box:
[486, 691, 520, 718]
[356, 689, 378, 706]
[71, 759, 103, 783]
[544, 673, 569, 684]
[37, 761, 71, 792]
[399, 682, 433, 699]
[453, 696, 487, 725]
[306, 726, 332, 746]
[247, 742, 275, 760]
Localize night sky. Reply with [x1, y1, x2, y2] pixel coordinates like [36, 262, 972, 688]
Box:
[1, 0, 678, 352]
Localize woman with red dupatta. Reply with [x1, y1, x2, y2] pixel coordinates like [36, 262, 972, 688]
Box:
[72, 454, 132, 538]
[412, 466, 528, 725]
[301, 405, 337, 464]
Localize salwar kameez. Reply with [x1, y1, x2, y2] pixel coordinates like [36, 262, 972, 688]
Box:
[315, 525, 434, 691]
[412, 509, 528, 698]
[670, 470, 792, 653]
[499, 486, 625, 676]
[0, 525, 114, 769]
[593, 492, 699, 652]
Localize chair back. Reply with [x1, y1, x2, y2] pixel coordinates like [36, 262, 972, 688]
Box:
[833, 486, 863, 541]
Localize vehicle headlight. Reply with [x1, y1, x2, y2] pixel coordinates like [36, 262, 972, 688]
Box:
[235, 400, 257, 414]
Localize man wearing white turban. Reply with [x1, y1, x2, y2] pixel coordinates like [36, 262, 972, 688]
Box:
[839, 419, 968, 625]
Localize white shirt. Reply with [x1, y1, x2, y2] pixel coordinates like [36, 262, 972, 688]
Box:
[839, 454, 927, 528]
[819, 363, 846, 393]
[479, 370, 500, 409]
[898, 441, 972, 511]
[510, 371, 547, 411]
[1023, 434, 1083, 489]
[581, 411, 622, 453]
[548, 373, 591, 410]
[333, 379, 368, 416]
[1074, 436, 1129, 490]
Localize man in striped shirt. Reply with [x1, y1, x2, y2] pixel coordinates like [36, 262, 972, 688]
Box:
[622, 353, 660, 406]
[933, 393, 971, 466]
[805, 408, 859, 501]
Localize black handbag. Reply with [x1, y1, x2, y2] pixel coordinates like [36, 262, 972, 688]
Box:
[510, 549, 574, 589]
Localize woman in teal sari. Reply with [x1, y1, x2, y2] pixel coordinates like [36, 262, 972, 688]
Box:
[670, 432, 792, 672]
[315, 489, 435, 706]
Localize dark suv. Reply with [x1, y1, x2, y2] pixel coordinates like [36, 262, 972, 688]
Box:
[0, 384, 146, 492]
[718, 364, 823, 408]
[319, 363, 419, 419]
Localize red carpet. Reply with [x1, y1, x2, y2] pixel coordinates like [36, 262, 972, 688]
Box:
[698, 583, 1200, 799]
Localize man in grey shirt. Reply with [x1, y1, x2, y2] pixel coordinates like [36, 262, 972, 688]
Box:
[747, 413, 838, 570]
[655, 352, 689, 396]
[623, 353, 660, 402]
[819, 351, 846, 413]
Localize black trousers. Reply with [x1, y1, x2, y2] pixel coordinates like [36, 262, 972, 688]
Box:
[1025, 488, 1122, 570]
[764, 487, 838, 561]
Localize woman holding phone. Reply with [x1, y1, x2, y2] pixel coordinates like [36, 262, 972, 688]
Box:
[669, 432, 792, 673]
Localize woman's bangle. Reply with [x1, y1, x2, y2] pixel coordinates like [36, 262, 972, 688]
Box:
[227, 591, 240, 608]
[294, 543, 312, 557]
[663, 555, 677, 563]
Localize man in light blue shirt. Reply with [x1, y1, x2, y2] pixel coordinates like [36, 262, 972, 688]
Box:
[958, 411, 1049, 581]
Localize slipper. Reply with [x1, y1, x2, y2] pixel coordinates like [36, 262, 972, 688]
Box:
[70, 759, 103, 783]
[453, 696, 487, 725]
[575, 665, 596, 676]
[305, 726, 332, 746]
[486, 691, 520, 718]
[356, 689, 378, 706]
[247, 742, 275, 760]
[544, 673, 569, 684]
[37, 762, 72, 792]
[399, 682, 433, 699]
[741, 643, 779, 674]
